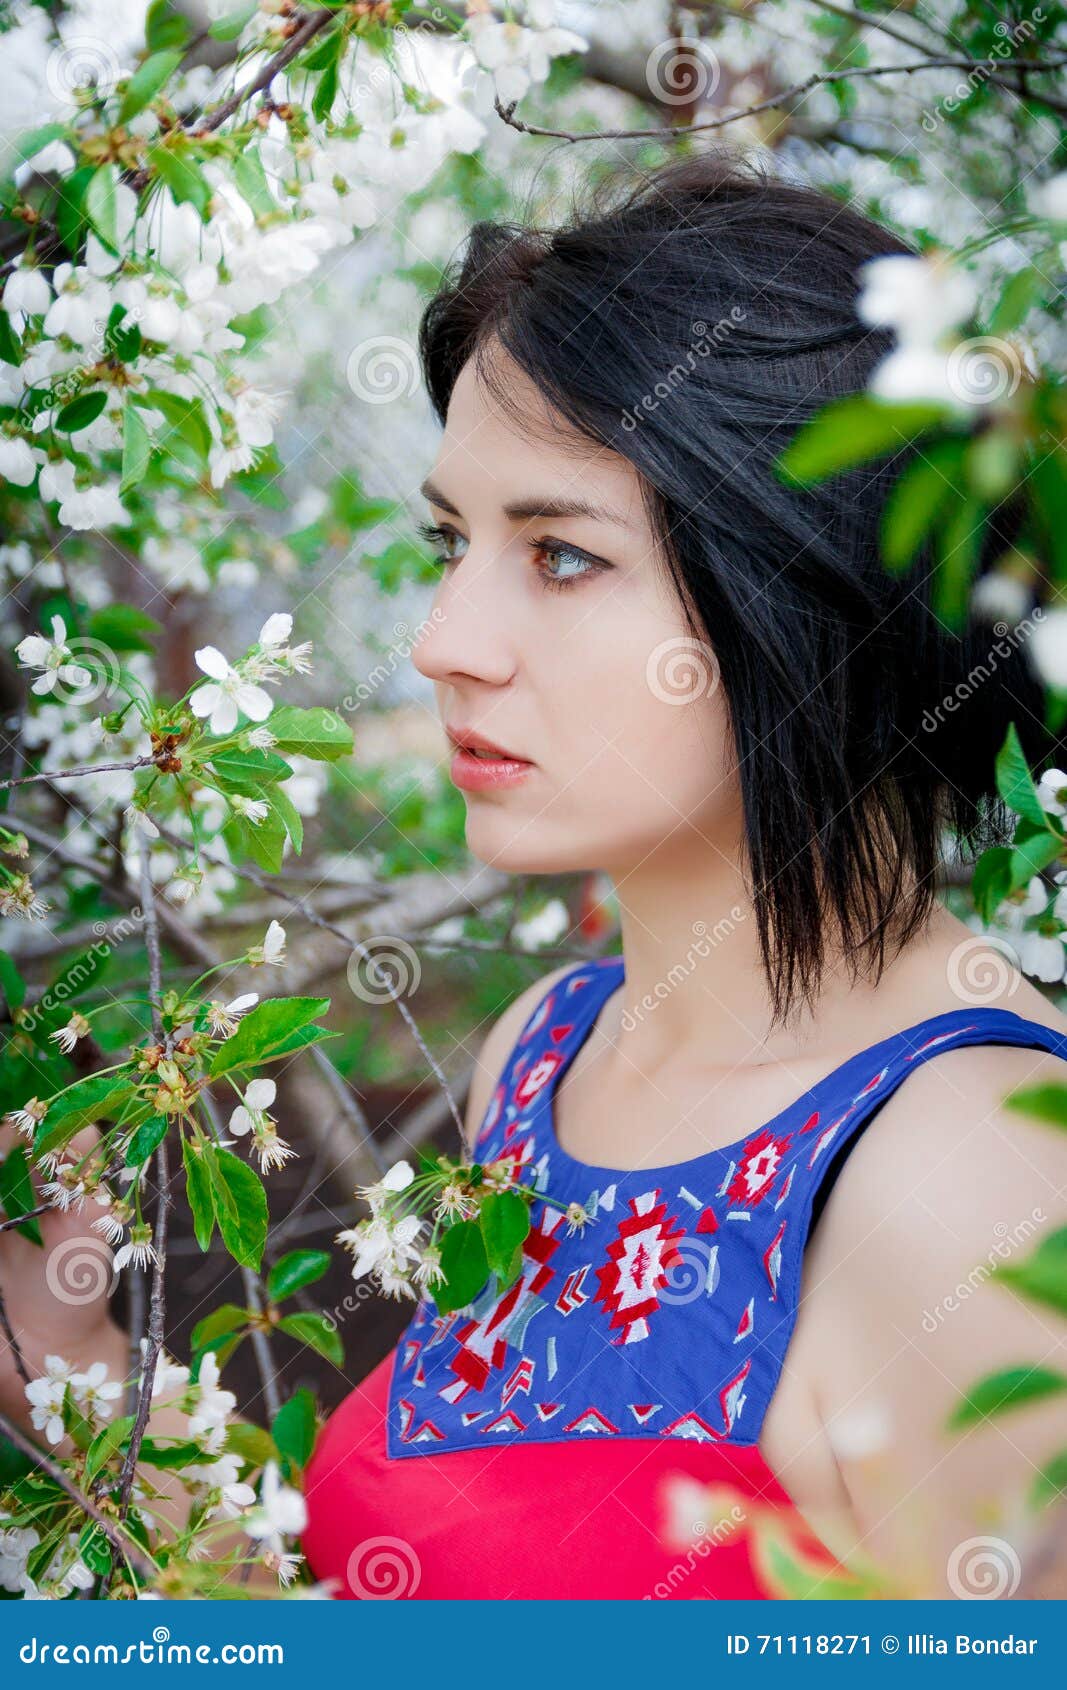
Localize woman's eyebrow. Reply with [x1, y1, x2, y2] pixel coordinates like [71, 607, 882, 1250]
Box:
[419, 476, 631, 527]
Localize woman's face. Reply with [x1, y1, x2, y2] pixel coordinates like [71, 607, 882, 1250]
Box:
[411, 345, 739, 877]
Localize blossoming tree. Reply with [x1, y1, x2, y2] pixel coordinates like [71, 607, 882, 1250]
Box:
[1, 0, 1067, 1599]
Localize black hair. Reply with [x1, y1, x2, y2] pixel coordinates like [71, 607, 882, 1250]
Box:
[417, 147, 1050, 1028]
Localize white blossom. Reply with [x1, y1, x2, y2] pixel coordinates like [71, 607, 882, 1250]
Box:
[241, 1459, 307, 1558]
[15, 616, 91, 697]
[189, 645, 273, 735]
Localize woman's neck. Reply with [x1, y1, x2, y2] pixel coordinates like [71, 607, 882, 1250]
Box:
[600, 843, 971, 1077]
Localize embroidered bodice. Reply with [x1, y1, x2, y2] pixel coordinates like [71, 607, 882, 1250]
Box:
[384, 954, 1067, 1459]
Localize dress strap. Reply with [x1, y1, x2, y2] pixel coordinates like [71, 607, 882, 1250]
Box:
[749, 1005, 1067, 1435]
[472, 957, 621, 1154]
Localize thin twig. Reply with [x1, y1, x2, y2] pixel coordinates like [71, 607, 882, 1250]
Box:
[109, 842, 174, 1581]
[494, 52, 1067, 141]
[0, 1201, 51, 1235]
[190, 9, 335, 136]
[0, 756, 156, 791]
[0, 1293, 31, 1387]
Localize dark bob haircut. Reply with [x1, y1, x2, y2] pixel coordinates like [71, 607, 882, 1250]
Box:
[417, 148, 1052, 1027]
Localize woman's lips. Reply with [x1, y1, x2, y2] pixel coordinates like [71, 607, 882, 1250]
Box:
[449, 746, 535, 791]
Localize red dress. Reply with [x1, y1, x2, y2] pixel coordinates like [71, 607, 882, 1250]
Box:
[301, 959, 1067, 1599]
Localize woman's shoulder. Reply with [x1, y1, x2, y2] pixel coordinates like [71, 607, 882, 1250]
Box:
[806, 995, 1067, 1312]
[460, 960, 581, 1153]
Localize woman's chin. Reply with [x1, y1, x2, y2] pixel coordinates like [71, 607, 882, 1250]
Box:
[462, 815, 592, 878]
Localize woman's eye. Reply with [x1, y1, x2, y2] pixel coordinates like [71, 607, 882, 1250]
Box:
[417, 520, 606, 593]
[417, 520, 467, 568]
[529, 539, 605, 593]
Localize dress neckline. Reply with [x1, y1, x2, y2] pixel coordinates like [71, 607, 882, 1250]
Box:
[535, 956, 1065, 1181]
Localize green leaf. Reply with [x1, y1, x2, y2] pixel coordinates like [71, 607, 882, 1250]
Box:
[880, 443, 961, 573]
[224, 1420, 276, 1469]
[123, 1114, 167, 1166]
[88, 603, 162, 654]
[478, 1190, 530, 1279]
[0, 1432, 34, 1488]
[0, 310, 21, 366]
[267, 705, 353, 761]
[223, 809, 287, 873]
[1, 124, 69, 190]
[182, 1134, 216, 1252]
[970, 845, 1013, 925]
[776, 397, 950, 487]
[989, 265, 1044, 335]
[1004, 1080, 1067, 1129]
[209, 996, 330, 1077]
[271, 1387, 317, 1470]
[120, 394, 152, 493]
[1008, 829, 1063, 891]
[268, 783, 303, 855]
[266, 1249, 331, 1303]
[997, 722, 1049, 830]
[433, 1220, 490, 1314]
[947, 1364, 1067, 1429]
[966, 430, 1020, 503]
[0, 1145, 43, 1246]
[931, 492, 984, 630]
[208, 748, 292, 790]
[85, 1415, 135, 1481]
[35, 1076, 135, 1157]
[138, 1437, 208, 1469]
[311, 57, 340, 124]
[1029, 1448, 1067, 1510]
[55, 163, 94, 257]
[276, 1311, 344, 1367]
[77, 1521, 112, 1577]
[262, 1024, 339, 1063]
[147, 142, 213, 219]
[209, 1145, 268, 1270]
[0, 950, 26, 1012]
[210, 1, 257, 40]
[55, 390, 107, 433]
[231, 146, 276, 217]
[145, 0, 192, 52]
[994, 1228, 1067, 1317]
[85, 165, 119, 254]
[134, 388, 211, 459]
[119, 49, 184, 122]
[191, 1303, 251, 1351]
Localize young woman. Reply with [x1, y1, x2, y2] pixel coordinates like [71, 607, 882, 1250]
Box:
[3, 150, 1066, 1602]
[300, 150, 1067, 1600]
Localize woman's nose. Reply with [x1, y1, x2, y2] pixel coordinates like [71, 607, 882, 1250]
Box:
[411, 561, 517, 688]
